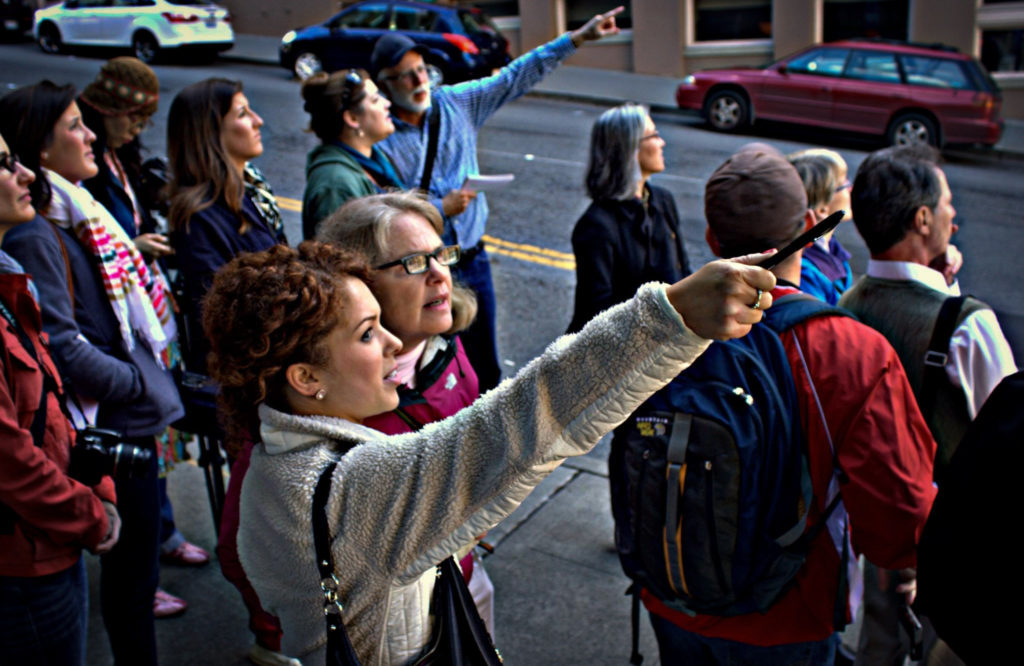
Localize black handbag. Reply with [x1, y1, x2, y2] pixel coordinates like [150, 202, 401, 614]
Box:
[312, 462, 502, 665]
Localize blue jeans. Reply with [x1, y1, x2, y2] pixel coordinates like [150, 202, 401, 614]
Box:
[101, 438, 161, 665]
[0, 556, 88, 665]
[649, 611, 838, 665]
[453, 247, 501, 392]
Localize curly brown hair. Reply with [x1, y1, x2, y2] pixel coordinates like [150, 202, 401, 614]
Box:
[202, 241, 370, 448]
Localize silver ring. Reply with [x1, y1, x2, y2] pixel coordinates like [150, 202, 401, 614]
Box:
[749, 289, 764, 310]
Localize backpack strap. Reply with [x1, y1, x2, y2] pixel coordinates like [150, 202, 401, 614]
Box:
[312, 461, 363, 666]
[419, 105, 441, 192]
[920, 295, 967, 418]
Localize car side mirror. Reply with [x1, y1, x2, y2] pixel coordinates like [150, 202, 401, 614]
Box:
[777, 64, 787, 74]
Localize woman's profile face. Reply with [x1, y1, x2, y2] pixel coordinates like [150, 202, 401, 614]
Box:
[311, 276, 403, 423]
[220, 92, 264, 164]
[637, 113, 665, 178]
[0, 134, 37, 228]
[42, 101, 98, 183]
[352, 79, 394, 143]
[372, 213, 454, 352]
[104, 112, 149, 151]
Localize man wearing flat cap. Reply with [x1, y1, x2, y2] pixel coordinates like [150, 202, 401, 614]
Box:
[369, 7, 623, 392]
[641, 143, 937, 664]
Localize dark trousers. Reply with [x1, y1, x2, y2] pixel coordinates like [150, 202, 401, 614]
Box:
[101, 437, 160, 666]
[0, 556, 88, 665]
[649, 611, 838, 665]
[453, 247, 501, 393]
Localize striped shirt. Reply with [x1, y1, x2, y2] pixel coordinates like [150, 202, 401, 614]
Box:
[380, 33, 576, 248]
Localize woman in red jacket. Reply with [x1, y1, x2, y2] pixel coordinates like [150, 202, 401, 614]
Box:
[0, 131, 120, 665]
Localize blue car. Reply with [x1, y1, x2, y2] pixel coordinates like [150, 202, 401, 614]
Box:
[280, 0, 510, 82]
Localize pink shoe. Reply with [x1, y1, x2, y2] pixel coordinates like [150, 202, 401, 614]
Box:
[153, 588, 188, 618]
[161, 540, 210, 566]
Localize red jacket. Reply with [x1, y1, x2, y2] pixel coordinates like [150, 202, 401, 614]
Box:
[645, 285, 937, 646]
[0, 272, 115, 577]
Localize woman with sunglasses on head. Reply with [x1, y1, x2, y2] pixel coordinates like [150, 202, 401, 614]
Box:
[202, 237, 774, 664]
[0, 133, 120, 666]
[318, 191, 499, 639]
[301, 68, 404, 239]
[567, 103, 691, 334]
[0, 81, 183, 666]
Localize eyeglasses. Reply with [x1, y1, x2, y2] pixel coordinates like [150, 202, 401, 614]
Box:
[382, 63, 427, 84]
[376, 245, 461, 275]
[834, 179, 852, 193]
[640, 132, 662, 142]
[0, 152, 22, 175]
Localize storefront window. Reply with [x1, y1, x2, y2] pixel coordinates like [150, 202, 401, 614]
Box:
[982, 29, 1023, 72]
[693, 0, 770, 42]
[565, 0, 632, 30]
[823, 0, 908, 42]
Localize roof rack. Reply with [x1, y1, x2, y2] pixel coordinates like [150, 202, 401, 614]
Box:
[844, 37, 959, 53]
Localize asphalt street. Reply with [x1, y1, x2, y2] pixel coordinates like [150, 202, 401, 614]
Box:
[1, 38, 1021, 665]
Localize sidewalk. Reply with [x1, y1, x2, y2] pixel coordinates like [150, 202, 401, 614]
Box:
[224, 32, 1024, 161]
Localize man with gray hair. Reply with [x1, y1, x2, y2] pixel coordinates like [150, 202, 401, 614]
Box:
[370, 7, 623, 391]
[641, 143, 936, 664]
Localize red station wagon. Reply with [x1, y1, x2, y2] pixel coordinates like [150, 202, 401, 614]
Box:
[676, 39, 1003, 148]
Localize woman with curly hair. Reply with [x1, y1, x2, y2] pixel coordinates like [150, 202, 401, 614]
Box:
[202, 239, 774, 664]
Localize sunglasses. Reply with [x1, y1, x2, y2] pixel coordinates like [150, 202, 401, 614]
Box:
[342, 70, 366, 109]
[834, 179, 852, 193]
[0, 152, 22, 175]
[376, 245, 461, 275]
[382, 63, 428, 84]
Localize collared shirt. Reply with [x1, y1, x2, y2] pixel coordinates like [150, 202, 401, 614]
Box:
[866, 259, 1016, 417]
[380, 34, 576, 248]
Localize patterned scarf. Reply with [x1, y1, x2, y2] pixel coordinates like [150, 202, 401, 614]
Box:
[244, 162, 286, 242]
[44, 168, 175, 365]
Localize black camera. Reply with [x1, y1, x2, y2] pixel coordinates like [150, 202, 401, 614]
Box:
[70, 427, 153, 486]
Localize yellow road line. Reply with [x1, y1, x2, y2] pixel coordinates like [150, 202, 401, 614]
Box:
[275, 197, 575, 271]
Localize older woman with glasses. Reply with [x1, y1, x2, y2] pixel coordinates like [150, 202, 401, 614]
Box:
[301, 68, 404, 239]
[202, 234, 774, 663]
[567, 103, 691, 334]
[318, 191, 502, 639]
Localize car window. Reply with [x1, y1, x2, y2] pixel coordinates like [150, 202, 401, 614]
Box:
[392, 6, 439, 32]
[786, 47, 850, 77]
[844, 50, 901, 83]
[74, 0, 111, 8]
[166, 0, 209, 5]
[334, 4, 389, 29]
[459, 10, 499, 35]
[111, 0, 146, 7]
[900, 55, 973, 90]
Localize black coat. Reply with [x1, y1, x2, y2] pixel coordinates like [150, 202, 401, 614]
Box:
[567, 184, 690, 333]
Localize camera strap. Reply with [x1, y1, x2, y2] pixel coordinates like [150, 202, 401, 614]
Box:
[0, 295, 77, 449]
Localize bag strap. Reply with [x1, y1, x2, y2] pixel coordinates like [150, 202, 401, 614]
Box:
[628, 583, 643, 665]
[920, 295, 967, 418]
[419, 105, 441, 192]
[312, 461, 363, 666]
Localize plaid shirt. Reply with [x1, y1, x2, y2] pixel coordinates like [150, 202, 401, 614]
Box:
[380, 34, 576, 248]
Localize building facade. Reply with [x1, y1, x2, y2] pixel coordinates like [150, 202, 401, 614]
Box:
[222, 0, 1024, 119]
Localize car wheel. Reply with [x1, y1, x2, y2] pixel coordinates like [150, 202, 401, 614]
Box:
[293, 52, 322, 81]
[38, 22, 62, 54]
[887, 112, 938, 148]
[705, 90, 749, 132]
[132, 31, 159, 64]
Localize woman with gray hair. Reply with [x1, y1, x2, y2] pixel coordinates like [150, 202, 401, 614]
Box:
[567, 103, 690, 333]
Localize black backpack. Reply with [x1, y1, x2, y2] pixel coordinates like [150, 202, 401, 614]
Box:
[609, 294, 851, 663]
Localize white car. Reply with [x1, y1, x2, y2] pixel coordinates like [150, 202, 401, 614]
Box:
[34, 0, 233, 63]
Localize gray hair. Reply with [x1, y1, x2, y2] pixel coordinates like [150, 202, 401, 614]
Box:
[317, 191, 478, 334]
[585, 103, 647, 201]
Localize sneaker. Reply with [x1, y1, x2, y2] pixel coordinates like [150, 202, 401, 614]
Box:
[153, 588, 187, 618]
[160, 540, 211, 566]
[248, 643, 302, 666]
